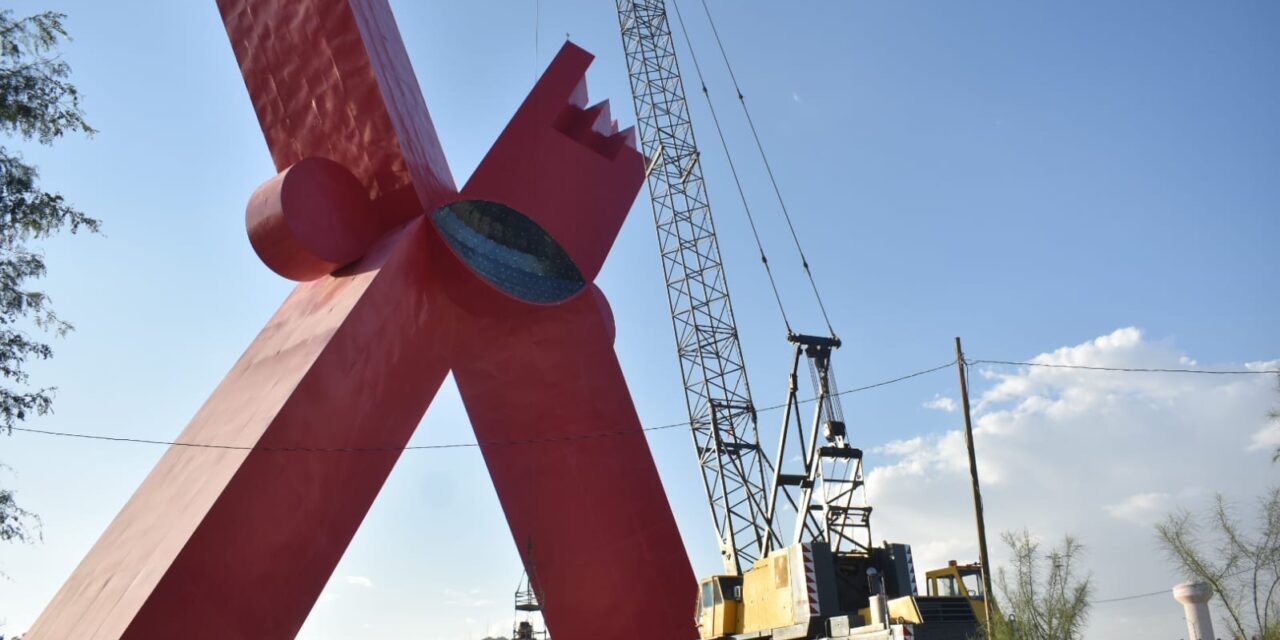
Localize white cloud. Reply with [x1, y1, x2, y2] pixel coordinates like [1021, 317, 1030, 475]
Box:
[792, 91, 802, 103]
[1104, 491, 1174, 525]
[1249, 416, 1280, 452]
[443, 586, 493, 608]
[878, 435, 927, 457]
[344, 575, 374, 588]
[318, 590, 339, 603]
[923, 395, 958, 413]
[865, 328, 1278, 638]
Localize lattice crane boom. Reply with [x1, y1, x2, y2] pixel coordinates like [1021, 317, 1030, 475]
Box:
[616, 0, 778, 575]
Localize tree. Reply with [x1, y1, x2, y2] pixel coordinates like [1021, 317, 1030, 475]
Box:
[0, 9, 98, 546]
[1271, 374, 1279, 463]
[1157, 490, 1280, 640]
[985, 530, 1093, 640]
[1272, 408, 1279, 463]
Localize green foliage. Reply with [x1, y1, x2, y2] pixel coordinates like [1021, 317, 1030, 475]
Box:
[984, 530, 1092, 640]
[0, 11, 95, 143]
[0, 8, 96, 549]
[0, 474, 39, 544]
[0, 9, 98, 433]
[1157, 490, 1280, 640]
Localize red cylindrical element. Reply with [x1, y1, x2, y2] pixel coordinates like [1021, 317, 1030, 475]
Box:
[246, 157, 382, 281]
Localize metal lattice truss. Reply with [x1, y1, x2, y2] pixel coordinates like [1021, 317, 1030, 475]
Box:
[617, 0, 779, 575]
[766, 336, 873, 557]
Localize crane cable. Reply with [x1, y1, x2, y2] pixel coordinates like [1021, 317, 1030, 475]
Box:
[533, 0, 540, 83]
[695, 0, 837, 338]
[670, 0, 792, 335]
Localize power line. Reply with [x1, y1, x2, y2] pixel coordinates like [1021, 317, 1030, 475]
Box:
[10, 350, 1274, 606]
[7, 423, 682, 454]
[1092, 567, 1255, 604]
[971, 359, 1280, 375]
[12, 355, 1274, 453]
[830, 359, 957, 397]
[11, 356, 1274, 453]
[1092, 588, 1168, 604]
[7, 360, 956, 454]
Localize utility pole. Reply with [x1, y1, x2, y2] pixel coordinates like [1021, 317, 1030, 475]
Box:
[956, 337, 996, 631]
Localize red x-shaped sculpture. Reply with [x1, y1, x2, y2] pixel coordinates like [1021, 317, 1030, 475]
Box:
[28, 2, 695, 638]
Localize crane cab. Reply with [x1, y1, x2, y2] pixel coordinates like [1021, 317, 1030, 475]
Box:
[696, 575, 743, 639]
[925, 561, 990, 624]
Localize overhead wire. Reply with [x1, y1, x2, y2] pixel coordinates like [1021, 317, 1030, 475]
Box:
[10, 355, 1275, 453]
[5, 360, 958, 453]
[669, 0, 792, 334]
[10, 355, 1269, 455]
[696, 0, 836, 338]
[8, 351, 1275, 603]
[1093, 567, 1255, 604]
[1092, 588, 1170, 604]
[970, 360, 1280, 375]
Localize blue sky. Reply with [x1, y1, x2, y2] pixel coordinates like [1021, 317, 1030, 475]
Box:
[1, 1, 1277, 638]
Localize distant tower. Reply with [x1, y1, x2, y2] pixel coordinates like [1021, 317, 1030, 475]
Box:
[1172, 581, 1215, 640]
[513, 570, 549, 640]
[513, 549, 550, 640]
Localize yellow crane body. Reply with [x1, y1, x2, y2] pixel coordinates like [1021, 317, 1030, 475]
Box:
[923, 561, 991, 625]
[698, 542, 838, 639]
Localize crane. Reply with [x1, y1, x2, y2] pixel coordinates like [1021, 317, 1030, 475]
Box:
[615, 2, 985, 639]
[616, 0, 873, 573]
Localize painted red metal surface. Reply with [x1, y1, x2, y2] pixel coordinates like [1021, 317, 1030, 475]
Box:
[448, 45, 691, 637]
[247, 157, 380, 280]
[27, 1, 694, 639]
[452, 286, 695, 637]
[460, 43, 639, 284]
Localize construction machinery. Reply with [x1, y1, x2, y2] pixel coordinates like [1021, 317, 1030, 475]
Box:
[615, 2, 988, 638]
[512, 569, 550, 640]
[925, 561, 991, 625]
